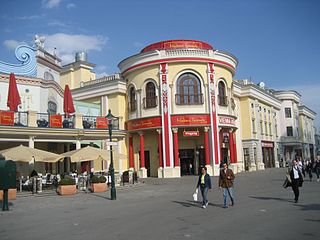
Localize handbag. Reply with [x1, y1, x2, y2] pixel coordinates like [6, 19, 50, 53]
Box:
[193, 188, 198, 202]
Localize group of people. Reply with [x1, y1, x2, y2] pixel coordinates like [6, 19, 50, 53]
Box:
[195, 162, 235, 209]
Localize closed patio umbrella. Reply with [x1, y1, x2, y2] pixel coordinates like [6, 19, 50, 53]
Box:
[7, 73, 21, 111]
[0, 145, 64, 162]
[63, 84, 75, 116]
[62, 146, 109, 163]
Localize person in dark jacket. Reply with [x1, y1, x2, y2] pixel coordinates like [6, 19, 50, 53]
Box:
[196, 167, 212, 209]
[219, 163, 235, 208]
[290, 159, 304, 203]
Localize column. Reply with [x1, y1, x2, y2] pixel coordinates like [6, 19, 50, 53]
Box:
[229, 130, 235, 164]
[76, 139, 81, 173]
[157, 129, 163, 168]
[139, 132, 145, 168]
[204, 127, 210, 165]
[29, 136, 35, 148]
[129, 136, 134, 169]
[233, 131, 238, 164]
[172, 128, 179, 167]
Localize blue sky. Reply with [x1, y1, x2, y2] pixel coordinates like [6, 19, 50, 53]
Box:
[1, 0, 320, 126]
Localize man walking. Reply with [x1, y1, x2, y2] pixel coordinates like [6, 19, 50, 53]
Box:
[290, 159, 304, 203]
[219, 163, 235, 208]
[196, 167, 212, 209]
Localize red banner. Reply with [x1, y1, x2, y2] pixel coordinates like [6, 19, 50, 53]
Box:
[49, 115, 62, 128]
[96, 117, 108, 129]
[261, 141, 274, 148]
[126, 117, 161, 131]
[171, 114, 210, 127]
[183, 130, 200, 137]
[0, 111, 14, 125]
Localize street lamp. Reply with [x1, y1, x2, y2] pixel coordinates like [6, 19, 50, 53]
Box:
[106, 109, 117, 200]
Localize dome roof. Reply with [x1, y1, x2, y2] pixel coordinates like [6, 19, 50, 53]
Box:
[141, 40, 213, 53]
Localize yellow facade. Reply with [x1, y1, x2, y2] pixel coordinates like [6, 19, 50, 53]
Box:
[60, 64, 96, 89]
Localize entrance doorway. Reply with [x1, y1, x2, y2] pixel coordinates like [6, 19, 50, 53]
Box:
[179, 149, 195, 176]
[221, 148, 229, 165]
[139, 150, 151, 177]
[262, 147, 274, 168]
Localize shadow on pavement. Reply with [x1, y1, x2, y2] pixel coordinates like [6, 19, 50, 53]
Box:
[173, 200, 223, 209]
[249, 196, 292, 202]
[89, 193, 112, 200]
[294, 204, 320, 211]
[304, 219, 320, 222]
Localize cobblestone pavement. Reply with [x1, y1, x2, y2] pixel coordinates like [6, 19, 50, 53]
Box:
[0, 168, 319, 240]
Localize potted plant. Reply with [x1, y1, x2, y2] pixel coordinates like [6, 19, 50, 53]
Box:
[90, 176, 107, 193]
[0, 188, 16, 201]
[57, 177, 76, 196]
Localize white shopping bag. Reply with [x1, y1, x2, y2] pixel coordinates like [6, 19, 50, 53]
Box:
[193, 188, 198, 202]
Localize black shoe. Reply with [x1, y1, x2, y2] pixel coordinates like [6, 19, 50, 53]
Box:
[294, 200, 298, 203]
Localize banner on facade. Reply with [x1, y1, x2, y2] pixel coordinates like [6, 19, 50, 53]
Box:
[0, 111, 14, 126]
[171, 114, 210, 127]
[261, 141, 274, 148]
[126, 116, 161, 131]
[183, 130, 200, 137]
[219, 116, 236, 126]
[96, 117, 108, 129]
[49, 115, 62, 128]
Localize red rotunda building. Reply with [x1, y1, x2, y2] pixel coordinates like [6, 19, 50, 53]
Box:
[118, 40, 241, 178]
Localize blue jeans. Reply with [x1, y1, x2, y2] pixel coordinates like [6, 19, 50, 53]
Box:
[200, 186, 209, 206]
[223, 187, 234, 207]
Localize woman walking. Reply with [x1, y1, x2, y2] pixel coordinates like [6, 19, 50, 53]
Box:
[196, 167, 212, 209]
[290, 159, 304, 203]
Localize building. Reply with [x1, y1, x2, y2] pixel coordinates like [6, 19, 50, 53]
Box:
[234, 80, 281, 171]
[274, 91, 317, 163]
[118, 40, 240, 177]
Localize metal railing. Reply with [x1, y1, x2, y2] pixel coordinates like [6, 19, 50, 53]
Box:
[14, 111, 28, 127]
[36, 113, 49, 128]
[82, 116, 119, 130]
[62, 115, 75, 129]
[175, 94, 203, 105]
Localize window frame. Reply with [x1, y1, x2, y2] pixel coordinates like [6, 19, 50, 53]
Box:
[175, 73, 203, 105]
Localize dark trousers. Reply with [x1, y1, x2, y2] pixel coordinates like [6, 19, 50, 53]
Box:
[291, 179, 300, 202]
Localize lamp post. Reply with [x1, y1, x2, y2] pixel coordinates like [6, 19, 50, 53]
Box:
[106, 109, 117, 200]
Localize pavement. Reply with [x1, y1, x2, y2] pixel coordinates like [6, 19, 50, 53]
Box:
[0, 168, 319, 240]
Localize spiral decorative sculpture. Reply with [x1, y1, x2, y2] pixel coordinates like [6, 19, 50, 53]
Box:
[0, 45, 37, 76]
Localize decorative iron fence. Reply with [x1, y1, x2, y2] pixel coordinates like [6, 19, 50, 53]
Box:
[14, 111, 28, 127]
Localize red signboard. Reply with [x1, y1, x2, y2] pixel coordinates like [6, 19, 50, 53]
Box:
[96, 117, 108, 129]
[171, 114, 210, 127]
[49, 115, 62, 128]
[0, 111, 14, 126]
[126, 117, 161, 131]
[183, 130, 200, 137]
[219, 116, 236, 126]
[141, 40, 213, 53]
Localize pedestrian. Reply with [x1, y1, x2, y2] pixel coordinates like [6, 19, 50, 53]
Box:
[219, 163, 235, 208]
[196, 167, 212, 209]
[305, 160, 313, 182]
[298, 158, 305, 178]
[314, 159, 320, 182]
[290, 159, 304, 203]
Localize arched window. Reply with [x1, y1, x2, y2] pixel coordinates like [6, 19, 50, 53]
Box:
[176, 73, 202, 105]
[144, 82, 157, 108]
[129, 86, 136, 112]
[218, 81, 228, 106]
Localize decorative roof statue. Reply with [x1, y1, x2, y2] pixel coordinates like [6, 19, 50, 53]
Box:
[34, 35, 46, 49]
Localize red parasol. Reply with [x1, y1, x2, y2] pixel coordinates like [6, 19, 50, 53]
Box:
[63, 84, 75, 116]
[7, 73, 21, 111]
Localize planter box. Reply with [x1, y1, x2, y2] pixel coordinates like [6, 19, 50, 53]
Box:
[90, 183, 108, 193]
[0, 188, 17, 200]
[57, 185, 76, 196]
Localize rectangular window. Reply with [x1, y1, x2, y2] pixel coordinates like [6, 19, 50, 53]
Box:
[285, 108, 292, 118]
[252, 119, 256, 133]
[287, 126, 293, 137]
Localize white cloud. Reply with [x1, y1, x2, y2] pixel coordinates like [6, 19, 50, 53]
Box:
[3, 40, 27, 50]
[96, 72, 109, 78]
[47, 20, 67, 27]
[43, 33, 108, 64]
[67, 3, 76, 9]
[42, 0, 61, 9]
[16, 14, 46, 20]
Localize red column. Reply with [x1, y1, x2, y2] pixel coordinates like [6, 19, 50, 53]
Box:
[157, 129, 163, 168]
[204, 127, 210, 165]
[129, 136, 134, 169]
[233, 131, 238, 163]
[139, 132, 145, 168]
[229, 130, 235, 164]
[173, 128, 179, 167]
[213, 114, 219, 165]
